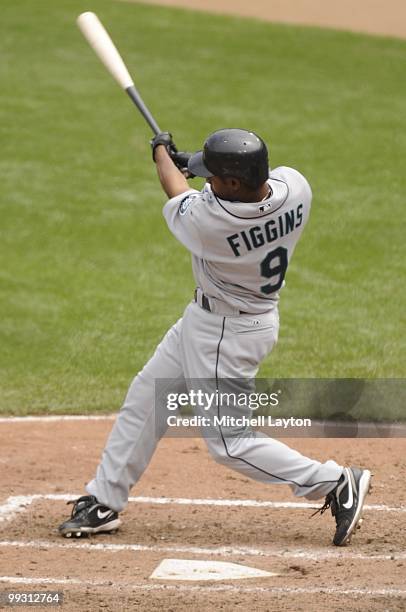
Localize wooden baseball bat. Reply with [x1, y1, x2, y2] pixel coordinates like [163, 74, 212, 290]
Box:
[77, 11, 161, 135]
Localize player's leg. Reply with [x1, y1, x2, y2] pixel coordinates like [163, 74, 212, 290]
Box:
[180, 302, 371, 545]
[86, 318, 186, 510]
[180, 302, 343, 500]
[58, 317, 186, 537]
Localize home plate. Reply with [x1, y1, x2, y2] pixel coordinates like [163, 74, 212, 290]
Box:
[150, 559, 278, 581]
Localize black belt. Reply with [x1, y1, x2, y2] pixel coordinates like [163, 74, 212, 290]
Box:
[194, 289, 249, 315]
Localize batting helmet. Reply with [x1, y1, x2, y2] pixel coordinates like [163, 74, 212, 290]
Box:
[188, 128, 269, 189]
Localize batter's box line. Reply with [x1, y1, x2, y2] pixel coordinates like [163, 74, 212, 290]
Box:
[1, 538, 406, 562]
[0, 576, 405, 599]
[0, 494, 405, 525]
[0, 496, 38, 524]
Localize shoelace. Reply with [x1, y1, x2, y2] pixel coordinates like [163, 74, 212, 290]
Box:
[67, 497, 93, 519]
[67, 499, 84, 519]
[310, 492, 337, 518]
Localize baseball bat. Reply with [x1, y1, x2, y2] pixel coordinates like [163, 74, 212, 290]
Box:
[77, 11, 161, 135]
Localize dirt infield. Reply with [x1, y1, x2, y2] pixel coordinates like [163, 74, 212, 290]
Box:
[1, 418, 405, 611]
[133, 0, 406, 39]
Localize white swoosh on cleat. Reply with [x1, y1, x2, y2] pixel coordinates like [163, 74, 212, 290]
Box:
[97, 509, 113, 520]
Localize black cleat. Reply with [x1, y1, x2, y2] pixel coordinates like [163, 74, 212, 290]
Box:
[313, 467, 372, 546]
[58, 495, 121, 538]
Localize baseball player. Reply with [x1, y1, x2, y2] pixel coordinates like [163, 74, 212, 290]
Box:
[59, 129, 371, 546]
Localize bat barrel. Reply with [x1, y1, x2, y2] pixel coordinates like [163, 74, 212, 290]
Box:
[77, 12, 134, 90]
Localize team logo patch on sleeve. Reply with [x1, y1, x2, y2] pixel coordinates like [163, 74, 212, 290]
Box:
[179, 194, 198, 215]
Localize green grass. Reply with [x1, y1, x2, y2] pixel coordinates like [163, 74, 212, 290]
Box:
[1, 0, 405, 415]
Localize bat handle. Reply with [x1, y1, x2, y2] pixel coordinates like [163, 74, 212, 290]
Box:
[126, 85, 161, 135]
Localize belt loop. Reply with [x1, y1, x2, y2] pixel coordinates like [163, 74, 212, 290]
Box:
[202, 294, 211, 312]
[194, 288, 211, 312]
[194, 287, 204, 309]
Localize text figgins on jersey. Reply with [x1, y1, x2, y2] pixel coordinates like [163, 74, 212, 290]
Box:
[226, 204, 303, 257]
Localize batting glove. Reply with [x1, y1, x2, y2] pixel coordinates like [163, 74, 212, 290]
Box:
[150, 132, 177, 161]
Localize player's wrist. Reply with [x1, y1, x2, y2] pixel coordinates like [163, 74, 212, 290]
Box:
[154, 144, 168, 159]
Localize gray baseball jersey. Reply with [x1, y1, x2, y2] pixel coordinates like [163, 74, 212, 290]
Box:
[163, 166, 312, 314]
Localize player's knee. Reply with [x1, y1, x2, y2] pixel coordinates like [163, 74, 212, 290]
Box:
[121, 372, 153, 411]
[205, 438, 234, 466]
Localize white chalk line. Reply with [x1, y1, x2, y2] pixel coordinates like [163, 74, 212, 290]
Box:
[127, 495, 405, 513]
[0, 496, 35, 523]
[0, 575, 405, 598]
[1, 538, 405, 562]
[0, 494, 404, 525]
[0, 415, 115, 423]
[1, 414, 405, 437]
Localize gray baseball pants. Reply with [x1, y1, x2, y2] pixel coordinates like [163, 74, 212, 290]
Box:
[87, 301, 343, 512]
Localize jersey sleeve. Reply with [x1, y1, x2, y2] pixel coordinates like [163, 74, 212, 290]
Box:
[272, 166, 312, 205]
[162, 189, 205, 257]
